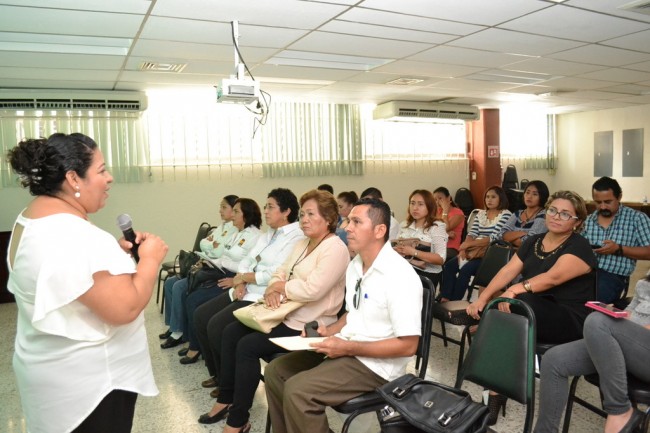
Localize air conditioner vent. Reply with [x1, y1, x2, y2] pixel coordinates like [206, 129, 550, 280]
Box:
[374, 101, 480, 121]
[0, 90, 147, 111]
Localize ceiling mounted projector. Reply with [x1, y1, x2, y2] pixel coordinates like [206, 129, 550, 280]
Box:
[216, 21, 260, 105]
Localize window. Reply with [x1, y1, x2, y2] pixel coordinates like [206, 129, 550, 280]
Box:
[500, 104, 556, 171]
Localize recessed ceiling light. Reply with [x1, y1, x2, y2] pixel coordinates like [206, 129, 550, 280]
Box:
[0, 32, 131, 55]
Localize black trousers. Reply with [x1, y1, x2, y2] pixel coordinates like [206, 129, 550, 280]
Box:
[517, 293, 584, 344]
[194, 291, 253, 378]
[217, 321, 300, 427]
[72, 389, 137, 433]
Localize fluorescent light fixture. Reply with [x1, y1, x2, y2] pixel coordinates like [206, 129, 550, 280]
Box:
[0, 32, 131, 56]
[266, 50, 393, 71]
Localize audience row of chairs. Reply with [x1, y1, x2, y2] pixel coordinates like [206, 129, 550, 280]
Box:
[156, 218, 649, 433]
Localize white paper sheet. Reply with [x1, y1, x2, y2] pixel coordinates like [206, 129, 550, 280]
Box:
[269, 336, 327, 351]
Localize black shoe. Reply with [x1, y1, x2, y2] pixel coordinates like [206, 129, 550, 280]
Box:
[178, 347, 189, 356]
[210, 387, 220, 398]
[202, 377, 218, 388]
[619, 408, 644, 433]
[158, 329, 171, 340]
[486, 393, 507, 426]
[198, 405, 230, 424]
[160, 336, 183, 349]
[180, 351, 201, 365]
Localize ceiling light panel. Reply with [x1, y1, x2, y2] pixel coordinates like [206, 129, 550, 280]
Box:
[266, 50, 393, 71]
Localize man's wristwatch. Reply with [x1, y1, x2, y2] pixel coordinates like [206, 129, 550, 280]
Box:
[616, 244, 624, 256]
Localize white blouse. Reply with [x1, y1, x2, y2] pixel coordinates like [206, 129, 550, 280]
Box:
[398, 221, 448, 274]
[7, 213, 157, 433]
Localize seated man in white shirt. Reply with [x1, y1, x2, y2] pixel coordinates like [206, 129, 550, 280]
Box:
[264, 197, 422, 433]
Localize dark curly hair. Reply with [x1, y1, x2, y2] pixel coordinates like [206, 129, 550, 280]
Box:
[7, 133, 97, 196]
[268, 188, 300, 223]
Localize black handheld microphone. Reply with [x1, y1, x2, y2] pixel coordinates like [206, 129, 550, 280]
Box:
[116, 213, 140, 262]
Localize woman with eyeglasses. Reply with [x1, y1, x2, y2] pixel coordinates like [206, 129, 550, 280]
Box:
[467, 190, 597, 425]
[198, 189, 349, 433]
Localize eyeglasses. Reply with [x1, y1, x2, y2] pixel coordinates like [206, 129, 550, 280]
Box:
[546, 207, 579, 221]
[353, 278, 362, 309]
[263, 204, 278, 210]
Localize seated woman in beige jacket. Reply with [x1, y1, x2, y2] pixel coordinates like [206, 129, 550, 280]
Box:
[197, 189, 350, 433]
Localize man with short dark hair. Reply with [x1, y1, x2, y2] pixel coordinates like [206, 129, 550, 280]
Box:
[360, 186, 400, 240]
[583, 176, 650, 303]
[264, 198, 422, 433]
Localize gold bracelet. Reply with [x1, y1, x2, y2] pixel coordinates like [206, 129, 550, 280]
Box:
[522, 280, 533, 293]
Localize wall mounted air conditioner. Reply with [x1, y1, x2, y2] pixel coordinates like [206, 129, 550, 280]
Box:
[0, 90, 147, 111]
[373, 101, 480, 121]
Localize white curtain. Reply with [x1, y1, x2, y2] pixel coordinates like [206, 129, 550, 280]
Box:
[0, 110, 148, 187]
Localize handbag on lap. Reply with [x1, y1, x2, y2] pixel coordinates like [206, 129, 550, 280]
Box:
[233, 298, 304, 333]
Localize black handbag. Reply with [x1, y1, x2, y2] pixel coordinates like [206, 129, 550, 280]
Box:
[178, 250, 200, 278]
[376, 374, 489, 433]
[187, 261, 227, 293]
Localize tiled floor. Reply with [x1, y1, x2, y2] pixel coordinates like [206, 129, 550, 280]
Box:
[2, 261, 648, 433]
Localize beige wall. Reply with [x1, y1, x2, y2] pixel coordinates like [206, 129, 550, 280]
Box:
[0, 160, 476, 261]
[554, 104, 650, 201]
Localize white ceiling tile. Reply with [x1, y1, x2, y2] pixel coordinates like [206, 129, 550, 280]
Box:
[319, 21, 452, 44]
[614, 94, 650, 104]
[288, 32, 431, 59]
[0, 66, 119, 81]
[0, 0, 150, 14]
[0, 5, 143, 38]
[119, 71, 218, 85]
[337, 7, 484, 35]
[359, 0, 548, 26]
[372, 61, 483, 78]
[625, 60, 650, 72]
[500, 5, 650, 43]
[577, 68, 650, 83]
[560, 89, 631, 100]
[542, 76, 619, 91]
[343, 72, 445, 86]
[151, 0, 347, 29]
[131, 40, 277, 63]
[598, 83, 650, 95]
[567, 0, 650, 23]
[602, 29, 650, 54]
[504, 58, 606, 76]
[449, 28, 585, 56]
[426, 78, 516, 92]
[248, 64, 360, 81]
[0, 78, 115, 90]
[549, 45, 650, 67]
[408, 46, 532, 68]
[123, 57, 235, 76]
[141, 17, 308, 48]
[0, 52, 124, 70]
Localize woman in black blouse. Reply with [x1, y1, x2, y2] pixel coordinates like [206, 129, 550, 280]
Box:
[467, 190, 597, 425]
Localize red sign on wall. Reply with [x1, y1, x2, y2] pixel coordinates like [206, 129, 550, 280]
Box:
[488, 146, 499, 158]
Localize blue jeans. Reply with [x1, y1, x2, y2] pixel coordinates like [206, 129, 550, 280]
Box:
[597, 269, 629, 304]
[440, 257, 482, 300]
[534, 313, 650, 433]
[163, 276, 189, 334]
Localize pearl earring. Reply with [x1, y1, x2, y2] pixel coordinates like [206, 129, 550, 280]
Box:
[74, 186, 81, 198]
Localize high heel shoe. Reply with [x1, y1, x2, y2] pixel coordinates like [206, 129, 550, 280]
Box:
[198, 404, 230, 424]
[180, 351, 201, 364]
[178, 347, 189, 356]
[486, 393, 507, 426]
